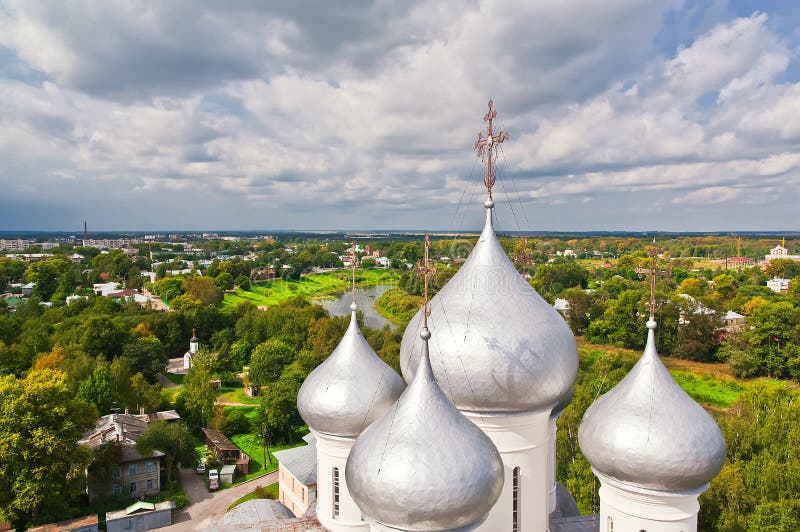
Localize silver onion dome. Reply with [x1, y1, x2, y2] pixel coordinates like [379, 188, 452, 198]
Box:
[578, 319, 726, 491]
[400, 203, 578, 413]
[298, 305, 405, 438]
[347, 329, 504, 531]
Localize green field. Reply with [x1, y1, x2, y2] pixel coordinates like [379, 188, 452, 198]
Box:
[669, 371, 745, 407]
[375, 288, 424, 326]
[222, 269, 400, 309]
[218, 385, 259, 405]
[230, 434, 305, 483]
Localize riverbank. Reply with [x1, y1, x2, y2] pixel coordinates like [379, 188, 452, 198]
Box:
[222, 269, 400, 309]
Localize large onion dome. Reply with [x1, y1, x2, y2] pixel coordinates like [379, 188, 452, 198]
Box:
[298, 303, 405, 438]
[347, 328, 504, 531]
[578, 318, 726, 491]
[400, 201, 578, 413]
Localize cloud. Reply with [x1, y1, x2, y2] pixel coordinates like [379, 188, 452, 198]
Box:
[1, 3, 800, 231]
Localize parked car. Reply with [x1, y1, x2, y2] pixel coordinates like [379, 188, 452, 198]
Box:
[196, 461, 206, 474]
[208, 469, 219, 491]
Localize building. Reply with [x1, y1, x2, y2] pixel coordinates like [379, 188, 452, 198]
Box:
[79, 410, 179, 500]
[0, 239, 30, 251]
[27, 515, 99, 532]
[105, 501, 174, 532]
[274, 434, 318, 518]
[202, 428, 250, 474]
[765, 241, 800, 263]
[289, 102, 725, 532]
[767, 277, 790, 293]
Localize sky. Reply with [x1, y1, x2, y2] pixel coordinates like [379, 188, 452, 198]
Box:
[2, 1, 800, 232]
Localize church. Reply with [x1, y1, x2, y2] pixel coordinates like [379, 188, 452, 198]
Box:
[292, 102, 726, 532]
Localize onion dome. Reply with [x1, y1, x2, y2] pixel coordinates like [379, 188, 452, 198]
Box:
[347, 327, 504, 531]
[578, 318, 726, 491]
[400, 202, 578, 413]
[298, 303, 405, 438]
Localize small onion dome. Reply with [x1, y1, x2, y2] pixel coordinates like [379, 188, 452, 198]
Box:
[400, 204, 578, 413]
[578, 319, 726, 491]
[298, 305, 405, 438]
[346, 329, 504, 531]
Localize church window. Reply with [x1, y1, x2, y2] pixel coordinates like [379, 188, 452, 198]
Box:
[512, 467, 520, 532]
[333, 467, 340, 518]
[607, 516, 613, 531]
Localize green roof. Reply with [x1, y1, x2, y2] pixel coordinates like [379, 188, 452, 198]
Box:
[125, 501, 156, 515]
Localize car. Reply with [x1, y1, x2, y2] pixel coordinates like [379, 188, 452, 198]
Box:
[196, 462, 206, 474]
[208, 468, 219, 490]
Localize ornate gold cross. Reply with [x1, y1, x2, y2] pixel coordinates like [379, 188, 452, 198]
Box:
[415, 235, 437, 328]
[474, 99, 510, 199]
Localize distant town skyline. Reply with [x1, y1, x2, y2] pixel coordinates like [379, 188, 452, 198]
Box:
[2, 1, 800, 232]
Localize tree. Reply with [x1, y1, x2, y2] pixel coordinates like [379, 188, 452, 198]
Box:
[215, 272, 234, 291]
[26, 256, 76, 302]
[249, 339, 295, 389]
[182, 364, 217, 428]
[77, 362, 115, 414]
[235, 274, 251, 291]
[0, 369, 96, 528]
[712, 273, 738, 300]
[183, 276, 223, 305]
[121, 336, 168, 382]
[136, 421, 197, 484]
[152, 277, 184, 300]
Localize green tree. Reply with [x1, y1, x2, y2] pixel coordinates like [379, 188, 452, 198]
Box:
[77, 362, 115, 414]
[26, 256, 76, 302]
[136, 421, 198, 484]
[183, 276, 223, 305]
[182, 364, 217, 428]
[249, 339, 295, 389]
[234, 274, 251, 290]
[215, 272, 234, 291]
[712, 273, 738, 300]
[0, 369, 96, 528]
[121, 336, 168, 382]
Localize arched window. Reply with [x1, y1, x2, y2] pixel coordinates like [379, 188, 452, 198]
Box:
[512, 467, 520, 532]
[607, 516, 613, 531]
[333, 467, 340, 518]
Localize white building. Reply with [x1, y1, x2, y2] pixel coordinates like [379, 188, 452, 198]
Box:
[274, 434, 318, 518]
[767, 277, 791, 293]
[184, 331, 199, 370]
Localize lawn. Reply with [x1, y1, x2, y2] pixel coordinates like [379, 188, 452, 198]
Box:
[669, 371, 745, 407]
[218, 385, 259, 405]
[227, 482, 279, 511]
[222, 269, 399, 309]
[230, 433, 306, 483]
[163, 372, 185, 385]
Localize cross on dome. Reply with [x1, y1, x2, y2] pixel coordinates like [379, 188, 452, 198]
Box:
[474, 99, 510, 200]
[635, 237, 671, 322]
[415, 234, 436, 332]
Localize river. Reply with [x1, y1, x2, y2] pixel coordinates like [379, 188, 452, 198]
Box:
[315, 285, 397, 330]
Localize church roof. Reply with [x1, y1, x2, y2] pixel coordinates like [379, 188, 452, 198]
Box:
[298, 305, 405, 438]
[578, 318, 726, 491]
[346, 329, 504, 531]
[399, 202, 578, 413]
[274, 440, 317, 486]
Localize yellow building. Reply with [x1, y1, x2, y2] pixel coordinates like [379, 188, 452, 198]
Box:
[273, 434, 317, 517]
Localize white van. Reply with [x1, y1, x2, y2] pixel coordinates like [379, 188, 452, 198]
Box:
[208, 469, 219, 491]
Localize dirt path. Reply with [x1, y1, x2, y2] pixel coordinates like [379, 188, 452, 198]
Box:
[162, 467, 279, 530]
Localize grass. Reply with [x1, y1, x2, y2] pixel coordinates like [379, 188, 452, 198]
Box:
[669, 371, 745, 407]
[218, 385, 259, 405]
[227, 482, 279, 511]
[230, 433, 306, 483]
[222, 269, 399, 309]
[374, 288, 424, 326]
[163, 372, 185, 385]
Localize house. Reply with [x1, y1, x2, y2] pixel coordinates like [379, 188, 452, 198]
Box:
[677, 293, 716, 324]
[105, 501, 174, 532]
[93, 282, 120, 297]
[721, 310, 746, 328]
[273, 434, 318, 518]
[79, 410, 179, 500]
[21, 282, 35, 296]
[553, 298, 570, 318]
[202, 428, 250, 474]
[767, 277, 790, 293]
[27, 515, 99, 532]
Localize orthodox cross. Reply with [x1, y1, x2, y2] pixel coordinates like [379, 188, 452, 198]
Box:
[635, 238, 671, 319]
[514, 235, 533, 271]
[416, 235, 437, 329]
[474, 99, 510, 200]
[349, 242, 357, 304]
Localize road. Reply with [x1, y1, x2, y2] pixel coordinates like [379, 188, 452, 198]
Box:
[161, 467, 279, 530]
